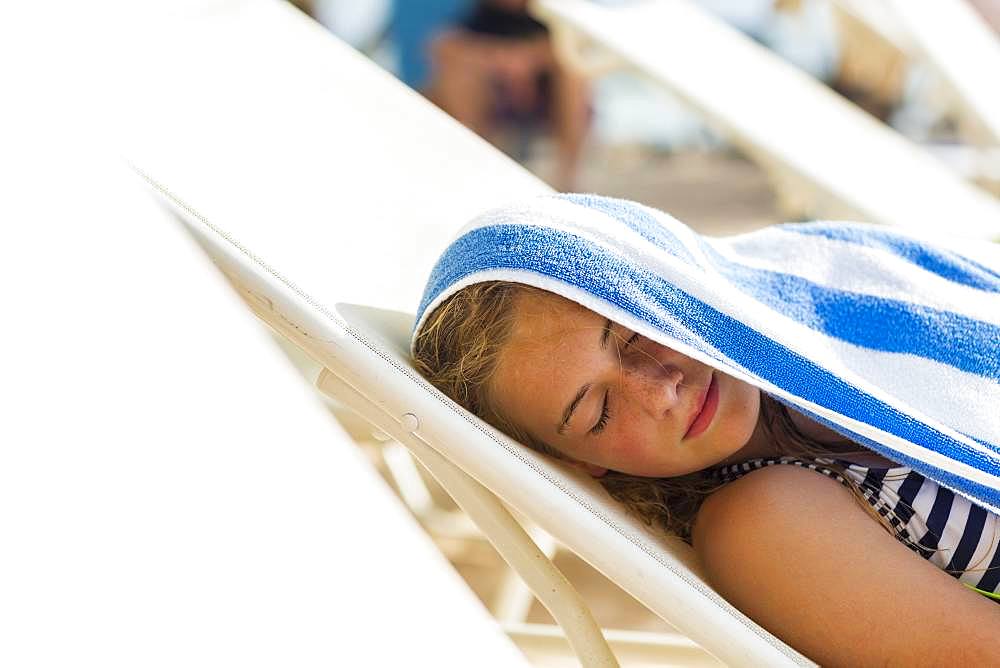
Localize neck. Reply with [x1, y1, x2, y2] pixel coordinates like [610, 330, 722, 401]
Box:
[717, 408, 779, 467]
[717, 394, 865, 468]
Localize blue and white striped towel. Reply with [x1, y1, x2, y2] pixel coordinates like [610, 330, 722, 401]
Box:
[413, 194, 1000, 513]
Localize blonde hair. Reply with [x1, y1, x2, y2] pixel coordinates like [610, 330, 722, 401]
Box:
[413, 280, 906, 544]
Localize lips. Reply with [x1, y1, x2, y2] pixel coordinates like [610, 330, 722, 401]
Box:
[683, 372, 719, 440]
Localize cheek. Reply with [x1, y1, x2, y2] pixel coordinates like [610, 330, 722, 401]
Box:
[720, 382, 760, 441]
[606, 406, 654, 459]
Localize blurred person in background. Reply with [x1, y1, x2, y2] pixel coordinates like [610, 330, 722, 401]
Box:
[413, 0, 591, 191]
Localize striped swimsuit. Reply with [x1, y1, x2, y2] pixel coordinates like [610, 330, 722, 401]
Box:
[712, 457, 1000, 596]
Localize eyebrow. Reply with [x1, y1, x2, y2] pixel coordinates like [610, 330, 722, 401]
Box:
[557, 319, 614, 435]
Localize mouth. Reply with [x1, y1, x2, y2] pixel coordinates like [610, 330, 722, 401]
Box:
[683, 372, 719, 440]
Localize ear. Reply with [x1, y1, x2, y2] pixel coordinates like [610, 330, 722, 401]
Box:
[572, 461, 608, 478]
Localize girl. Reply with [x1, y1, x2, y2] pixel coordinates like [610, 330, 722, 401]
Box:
[411, 195, 1000, 665]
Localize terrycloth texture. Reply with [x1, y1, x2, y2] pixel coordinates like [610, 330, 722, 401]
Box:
[413, 194, 1000, 513]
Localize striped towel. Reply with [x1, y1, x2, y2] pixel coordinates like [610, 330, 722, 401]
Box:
[413, 194, 1000, 513]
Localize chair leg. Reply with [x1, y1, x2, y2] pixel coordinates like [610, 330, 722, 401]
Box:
[492, 525, 559, 622]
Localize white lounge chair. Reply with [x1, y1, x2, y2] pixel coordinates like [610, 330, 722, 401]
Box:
[135, 168, 814, 667]
[530, 0, 1000, 237]
[124, 1, 820, 664]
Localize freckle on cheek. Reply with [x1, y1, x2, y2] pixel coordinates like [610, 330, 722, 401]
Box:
[614, 424, 643, 454]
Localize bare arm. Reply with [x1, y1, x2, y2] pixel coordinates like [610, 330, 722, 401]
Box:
[692, 465, 1000, 667]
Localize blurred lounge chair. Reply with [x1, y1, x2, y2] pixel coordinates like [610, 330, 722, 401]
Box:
[834, 0, 1000, 145]
[530, 0, 1000, 237]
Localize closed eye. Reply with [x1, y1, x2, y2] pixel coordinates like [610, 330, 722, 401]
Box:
[590, 390, 611, 435]
[592, 330, 640, 436]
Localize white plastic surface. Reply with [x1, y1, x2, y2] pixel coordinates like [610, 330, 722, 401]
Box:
[121, 0, 548, 316]
[1, 150, 527, 666]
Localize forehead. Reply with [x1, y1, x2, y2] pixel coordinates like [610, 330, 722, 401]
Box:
[489, 291, 603, 436]
[504, 290, 601, 358]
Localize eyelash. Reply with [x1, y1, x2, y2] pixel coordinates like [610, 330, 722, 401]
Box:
[591, 392, 611, 435]
[590, 331, 641, 435]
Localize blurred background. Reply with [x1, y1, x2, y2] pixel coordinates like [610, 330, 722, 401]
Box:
[291, 0, 999, 236]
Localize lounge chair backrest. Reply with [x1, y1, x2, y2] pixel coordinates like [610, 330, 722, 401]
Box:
[144, 170, 813, 666]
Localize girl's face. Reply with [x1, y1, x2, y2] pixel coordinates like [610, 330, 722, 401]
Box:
[490, 291, 764, 478]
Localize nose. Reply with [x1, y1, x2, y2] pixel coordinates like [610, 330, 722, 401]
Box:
[619, 345, 685, 417]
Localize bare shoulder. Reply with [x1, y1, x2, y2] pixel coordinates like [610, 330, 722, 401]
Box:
[691, 464, 861, 605]
[691, 463, 1000, 665]
[695, 462, 852, 531]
